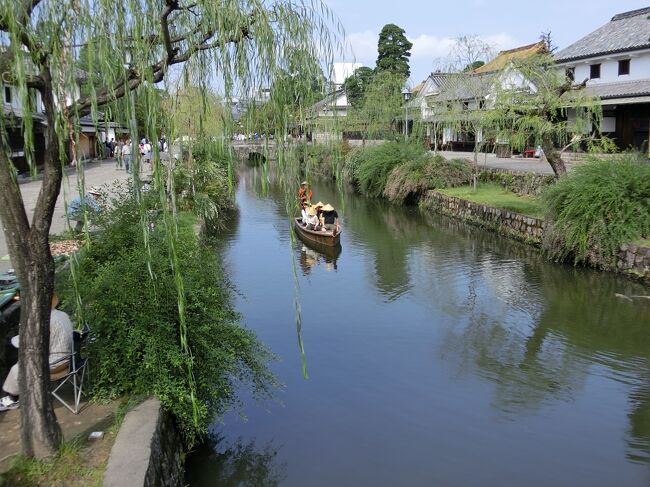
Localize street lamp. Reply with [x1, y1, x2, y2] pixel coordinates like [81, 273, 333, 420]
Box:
[401, 87, 412, 139]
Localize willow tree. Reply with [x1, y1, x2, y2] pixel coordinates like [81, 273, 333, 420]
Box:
[0, 0, 337, 458]
[485, 53, 603, 177]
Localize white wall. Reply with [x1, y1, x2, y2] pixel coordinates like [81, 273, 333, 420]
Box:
[559, 50, 650, 85]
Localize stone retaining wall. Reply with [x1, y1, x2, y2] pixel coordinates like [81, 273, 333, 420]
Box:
[104, 398, 183, 487]
[422, 191, 545, 245]
[617, 244, 650, 285]
[478, 167, 555, 196]
[421, 190, 650, 285]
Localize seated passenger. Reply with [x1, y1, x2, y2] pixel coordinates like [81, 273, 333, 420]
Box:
[321, 203, 339, 234]
[300, 202, 309, 225]
[305, 206, 320, 230]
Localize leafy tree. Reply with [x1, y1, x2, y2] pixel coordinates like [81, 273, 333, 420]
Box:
[0, 0, 337, 458]
[345, 71, 403, 141]
[485, 53, 604, 177]
[376, 23, 413, 79]
[464, 60, 485, 72]
[343, 66, 374, 108]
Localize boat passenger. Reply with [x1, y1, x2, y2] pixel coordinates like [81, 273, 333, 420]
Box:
[305, 205, 320, 230]
[321, 203, 339, 234]
[300, 202, 309, 225]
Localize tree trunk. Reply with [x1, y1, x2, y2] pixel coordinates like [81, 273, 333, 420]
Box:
[0, 74, 64, 458]
[542, 137, 567, 178]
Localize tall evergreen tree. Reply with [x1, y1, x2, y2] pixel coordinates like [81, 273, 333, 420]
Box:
[376, 24, 413, 79]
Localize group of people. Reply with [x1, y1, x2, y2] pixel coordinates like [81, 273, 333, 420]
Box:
[112, 137, 168, 171]
[298, 181, 340, 234]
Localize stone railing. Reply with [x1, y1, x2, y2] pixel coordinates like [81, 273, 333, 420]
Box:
[104, 398, 183, 487]
[421, 191, 545, 244]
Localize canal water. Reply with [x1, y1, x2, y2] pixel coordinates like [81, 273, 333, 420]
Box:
[186, 166, 650, 487]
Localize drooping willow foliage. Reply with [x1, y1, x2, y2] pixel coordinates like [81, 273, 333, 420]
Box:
[0, 0, 343, 441]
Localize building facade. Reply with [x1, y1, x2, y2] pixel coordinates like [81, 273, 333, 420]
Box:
[554, 7, 650, 153]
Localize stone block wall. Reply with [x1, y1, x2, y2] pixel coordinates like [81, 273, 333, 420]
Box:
[422, 191, 545, 244]
[478, 167, 555, 196]
[617, 244, 650, 285]
[104, 397, 184, 487]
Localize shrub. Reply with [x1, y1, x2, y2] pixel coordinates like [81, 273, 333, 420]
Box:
[173, 139, 235, 232]
[384, 155, 473, 204]
[57, 187, 275, 444]
[346, 140, 429, 198]
[543, 153, 650, 267]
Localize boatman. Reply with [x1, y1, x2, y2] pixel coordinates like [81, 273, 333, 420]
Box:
[298, 181, 313, 206]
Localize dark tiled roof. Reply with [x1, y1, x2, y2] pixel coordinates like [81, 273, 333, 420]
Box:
[555, 7, 650, 62]
[585, 79, 650, 99]
[427, 72, 496, 102]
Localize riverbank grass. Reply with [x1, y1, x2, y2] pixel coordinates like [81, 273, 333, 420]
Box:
[439, 183, 544, 218]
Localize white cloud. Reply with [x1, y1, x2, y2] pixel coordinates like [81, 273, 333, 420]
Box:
[342, 30, 521, 82]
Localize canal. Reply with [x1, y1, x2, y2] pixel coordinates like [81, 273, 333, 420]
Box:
[186, 165, 650, 486]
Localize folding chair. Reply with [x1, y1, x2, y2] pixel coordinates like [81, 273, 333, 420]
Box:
[51, 323, 90, 414]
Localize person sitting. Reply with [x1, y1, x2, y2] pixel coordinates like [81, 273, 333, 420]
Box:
[0, 294, 73, 411]
[305, 205, 320, 230]
[300, 202, 309, 225]
[67, 187, 103, 232]
[321, 203, 340, 235]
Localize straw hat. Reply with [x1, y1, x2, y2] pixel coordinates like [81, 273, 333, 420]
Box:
[322, 203, 335, 212]
[314, 201, 324, 208]
[307, 206, 317, 216]
[88, 186, 102, 195]
[300, 181, 308, 186]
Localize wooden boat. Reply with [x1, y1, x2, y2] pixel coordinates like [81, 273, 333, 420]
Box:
[293, 218, 341, 247]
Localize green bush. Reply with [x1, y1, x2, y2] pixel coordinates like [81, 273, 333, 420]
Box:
[543, 153, 650, 267]
[173, 139, 235, 232]
[384, 155, 473, 203]
[57, 187, 275, 444]
[346, 140, 429, 198]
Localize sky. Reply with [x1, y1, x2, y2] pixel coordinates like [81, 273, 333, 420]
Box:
[323, 0, 649, 84]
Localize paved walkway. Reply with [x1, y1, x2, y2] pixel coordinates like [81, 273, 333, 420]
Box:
[0, 397, 120, 472]
[0, 160, 131, 272]
[436, 150, 581, 175]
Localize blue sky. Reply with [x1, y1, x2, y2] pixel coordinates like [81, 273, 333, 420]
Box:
[324, 0, 649, 83]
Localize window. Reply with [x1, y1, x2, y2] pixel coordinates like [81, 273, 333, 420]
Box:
[4, 86, 11, 104]
[590, 64, 601, 79]
[462, 101, 469, 111]
[565, 67, 575, 81]
[618, 59, 630, 76]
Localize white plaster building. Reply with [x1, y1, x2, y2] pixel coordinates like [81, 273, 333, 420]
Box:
[554, 7, 650, 152]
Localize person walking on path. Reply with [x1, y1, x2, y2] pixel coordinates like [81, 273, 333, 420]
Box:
[122, 139, 132, 172]
[114, 140, 123, 169]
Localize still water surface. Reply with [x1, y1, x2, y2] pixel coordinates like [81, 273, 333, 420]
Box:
[186, 166, 650, 487]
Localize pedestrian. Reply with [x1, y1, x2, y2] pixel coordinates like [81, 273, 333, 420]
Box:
[114, 140, 123, 169]
[122, 139, 131, 172]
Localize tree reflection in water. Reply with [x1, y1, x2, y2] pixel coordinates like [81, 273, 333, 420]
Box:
[185, 433, 286, 487]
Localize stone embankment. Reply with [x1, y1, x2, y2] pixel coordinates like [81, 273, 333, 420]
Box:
[104, 398, 183, 487]
[422, 190, 650, 285]
[422, 191, 545, 245]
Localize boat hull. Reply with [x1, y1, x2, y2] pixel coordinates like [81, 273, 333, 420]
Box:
[294, 218, 341, 247]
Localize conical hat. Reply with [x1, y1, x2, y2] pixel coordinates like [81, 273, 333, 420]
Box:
[314, 201, 324, 208]
[307, 206, 317, 216]
[322, 204, 335, 211]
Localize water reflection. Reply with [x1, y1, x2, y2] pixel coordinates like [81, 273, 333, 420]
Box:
[185, 433, 286, 487]
[298, 244, 340, 276]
